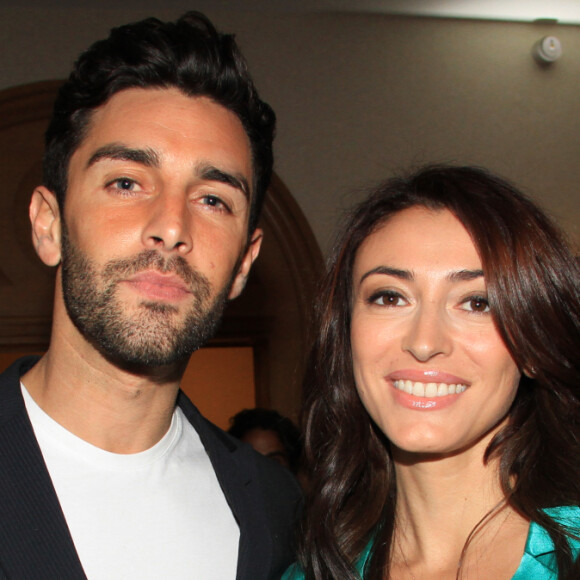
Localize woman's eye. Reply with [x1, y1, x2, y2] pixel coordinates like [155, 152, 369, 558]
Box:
[461, 296, 490, 313]
[369, 291, 405, 307]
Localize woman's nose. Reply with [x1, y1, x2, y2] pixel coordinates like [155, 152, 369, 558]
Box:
[401, 305, 453, 362]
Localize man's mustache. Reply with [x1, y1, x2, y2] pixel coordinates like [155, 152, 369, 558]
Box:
[101, 250, 211, 301]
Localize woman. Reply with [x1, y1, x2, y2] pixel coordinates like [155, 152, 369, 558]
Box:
[284, 165, 580, 579]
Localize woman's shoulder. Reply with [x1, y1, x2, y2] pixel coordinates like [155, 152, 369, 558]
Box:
[281, 563, 304, 580]
[531, 506, 580, 551]
[512, 506, 580, 579]
[543, 506, 580, 528]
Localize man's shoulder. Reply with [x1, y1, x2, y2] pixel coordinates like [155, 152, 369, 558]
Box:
[176, 391, 302, 577]
[176, 389, 302, 499]
[0, 356, 40, 420]
[0, 356, 39, 382]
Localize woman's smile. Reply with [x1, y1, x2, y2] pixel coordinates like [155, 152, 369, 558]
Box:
[350, 206, 521, 455]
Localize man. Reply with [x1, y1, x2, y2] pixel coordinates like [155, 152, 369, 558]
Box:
[0, 12, 301, 580]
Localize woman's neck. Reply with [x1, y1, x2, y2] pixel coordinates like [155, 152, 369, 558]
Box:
[389, 440, 528, 579]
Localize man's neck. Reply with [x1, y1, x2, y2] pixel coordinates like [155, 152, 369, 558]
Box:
[21, 325, 186, 454]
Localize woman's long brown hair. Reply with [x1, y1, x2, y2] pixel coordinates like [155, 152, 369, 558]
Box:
[298, 165, 580, 579]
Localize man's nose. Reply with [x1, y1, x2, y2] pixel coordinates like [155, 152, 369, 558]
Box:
[142, 192, 192, 254]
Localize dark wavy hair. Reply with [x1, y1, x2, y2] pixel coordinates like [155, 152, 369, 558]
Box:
[298, 165, 580, 579]
[43, 11, 275, 235]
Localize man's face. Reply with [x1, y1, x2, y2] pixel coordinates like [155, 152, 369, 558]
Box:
[50, 87, 259, 368]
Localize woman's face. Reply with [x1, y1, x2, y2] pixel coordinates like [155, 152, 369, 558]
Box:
[350, 207, 521, 457]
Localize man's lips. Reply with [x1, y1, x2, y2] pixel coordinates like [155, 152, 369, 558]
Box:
[122, 271, 191, 301]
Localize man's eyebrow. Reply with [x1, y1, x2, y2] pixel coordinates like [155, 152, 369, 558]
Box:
[87, 144, 160, 169]
[197, 163, 250, 200]
[85, 148, 251, 199]
[359, 266, 411, 286]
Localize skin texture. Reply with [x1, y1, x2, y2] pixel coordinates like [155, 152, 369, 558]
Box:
[24, 87, 262, 453]
[350, 207, 528, 578]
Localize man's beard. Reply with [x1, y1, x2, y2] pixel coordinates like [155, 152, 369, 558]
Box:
[60, 225, 233, 370]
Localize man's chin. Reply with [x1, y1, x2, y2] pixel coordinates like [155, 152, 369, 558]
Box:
[87, 306, 222, 373]
[139, 300, 181, 315]
[102, 348, 192, 380]
[93, 335, 194, 376]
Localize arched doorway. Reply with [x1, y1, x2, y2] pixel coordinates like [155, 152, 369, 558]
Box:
[0, 80, 322, 426]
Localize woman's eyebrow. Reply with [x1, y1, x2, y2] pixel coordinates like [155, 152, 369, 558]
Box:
[358, 267, 484, 286]
[359, 266, 411, 286]
[448, 269, 484, 282]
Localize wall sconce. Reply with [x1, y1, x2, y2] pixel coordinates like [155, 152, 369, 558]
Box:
[533, 36, 563, 63]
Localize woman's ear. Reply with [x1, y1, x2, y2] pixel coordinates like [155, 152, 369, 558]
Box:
[29, 186, 62, 266]
[228, 228, 263, 300]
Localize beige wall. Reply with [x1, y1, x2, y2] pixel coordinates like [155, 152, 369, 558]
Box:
[1, 6, 578, 252]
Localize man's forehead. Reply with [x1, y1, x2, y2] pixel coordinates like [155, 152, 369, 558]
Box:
[72, 88, 253, 178]
[87, 88, 246, 140]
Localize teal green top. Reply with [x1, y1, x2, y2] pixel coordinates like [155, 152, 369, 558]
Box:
[283, 506, 579, 580]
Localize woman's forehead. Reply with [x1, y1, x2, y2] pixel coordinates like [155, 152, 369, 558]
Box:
[354, 207, 481, 274]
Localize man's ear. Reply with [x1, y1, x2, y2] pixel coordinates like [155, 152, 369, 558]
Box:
[228, 228, 263, 300]
[29, 186, 62, 266]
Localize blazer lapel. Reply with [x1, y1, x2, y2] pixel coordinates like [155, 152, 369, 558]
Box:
[0, 357, 87, 579]
[177, 392, 274, 580]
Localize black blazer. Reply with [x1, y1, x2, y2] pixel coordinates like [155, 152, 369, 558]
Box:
[0, 357, 302, 579]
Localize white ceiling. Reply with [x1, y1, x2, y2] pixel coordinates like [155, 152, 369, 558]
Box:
[6, 0, 580, 24]
[302, 0, 580, 24]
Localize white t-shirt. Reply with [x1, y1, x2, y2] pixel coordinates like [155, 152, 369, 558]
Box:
[21, 383, 239, 580]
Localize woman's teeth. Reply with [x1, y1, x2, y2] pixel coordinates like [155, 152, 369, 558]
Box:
[393, 379, 467, 397]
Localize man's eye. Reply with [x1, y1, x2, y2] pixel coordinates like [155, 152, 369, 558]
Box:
[368, 291, 405, 307]
[461, 296, 490, 313]
[203, 195, 221, 206]
[116, 178, 135, 190]
[106, 178, 138, 193]
[201, 195, 230, 212]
